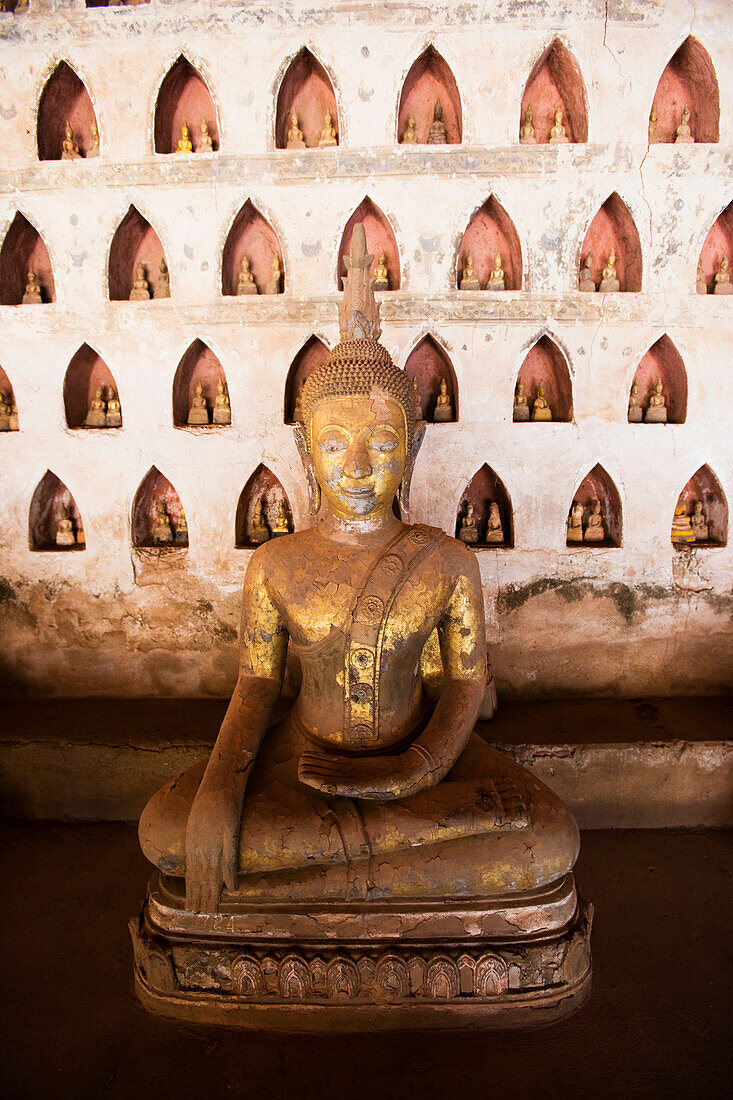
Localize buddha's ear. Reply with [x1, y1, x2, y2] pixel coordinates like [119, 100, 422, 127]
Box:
[399, 422, 426, 520]
[293, 422, 321, 516]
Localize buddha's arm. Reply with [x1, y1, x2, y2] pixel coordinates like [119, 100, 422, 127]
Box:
[185, 551, 287, 912]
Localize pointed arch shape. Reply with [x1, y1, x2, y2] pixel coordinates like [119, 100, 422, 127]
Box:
[108, 204, 169, 301]
[514, 333, 573, 422]
[284, 334, 330, 424]
[275, 46, 339, 149]
[63, 343, 122, 429]
[455, 464, 513, 548]
[0, 365, 19, 431]
[337, 197, 401, 290]
[456, 195, 522, 291]
[403, 333, 458, 423]
[627, 334, 687, 425]
[154, 54, 220, 154]
[29, 471, 85, 551]
[520, 37, 588, 144]
[650, 36, 719, 144]
[173, 338, 230, 428]
[0, 212, 56, 305]
[578, 192, 642, 292]
[221, 198, 284, 296]
[673, 465, 728, 548]
[697, 201, 733, 294]
[132, 466, 188, 548]
[566, 464, 622, 547]
[37, 60, 99, 161]
[235, 465, 293, 548]
[397, 44, 462, 145]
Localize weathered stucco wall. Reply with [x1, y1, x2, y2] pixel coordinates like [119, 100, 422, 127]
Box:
[0, 0, 731, 698]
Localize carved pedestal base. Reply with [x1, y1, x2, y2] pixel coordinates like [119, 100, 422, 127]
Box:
[131, 873, 592, 1031]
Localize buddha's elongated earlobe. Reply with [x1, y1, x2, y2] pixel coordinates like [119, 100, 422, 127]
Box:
[398, 422, 426, 519]
[293, 422, 321, 516]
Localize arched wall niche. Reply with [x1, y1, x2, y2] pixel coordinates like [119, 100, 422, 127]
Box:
[514, 335, 572, 422]
[0, 365, 19, 431]
[235, 465, 293, 548]
[337, 198, 400, 290]
[221, 200, 284, 296]
[519, 37, 588, 144]
[578, 193, 642, 292]
[29, 471, 85, 551]
[154, 55, 219, 154]
[173, 339, 229, 428]
[698, 202, 733, 294]
[397, 45, 462, 144]
[0, 213, 55, 305]
[673, 465, 728, 548]
[2, 2, 27, 12]
[37, 61, 98, 161]
[284, 335, 329, 424]
[457, 195, 522, 290]
[132, 467, 188, 548]
[86, 2, 149, 7]
[650, 37, 719, 144]
[108, 205, 168, 301]
[275, 47, 339, 149]
[628, 335, 687, 424]
[455, 465, 513, 548]
[64, 344, 122, 429]
[403, 334, 458, 423]
[567, 464, 622, 547]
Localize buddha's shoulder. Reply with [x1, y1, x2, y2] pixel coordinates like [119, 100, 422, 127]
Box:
[246, 527, 320, 570]
[409, 523, 480, 576]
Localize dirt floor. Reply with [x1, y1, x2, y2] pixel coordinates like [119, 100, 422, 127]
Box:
[0, 824, 730, 1100]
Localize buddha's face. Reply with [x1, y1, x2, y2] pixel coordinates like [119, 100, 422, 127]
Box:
[310, 394, 406, 522]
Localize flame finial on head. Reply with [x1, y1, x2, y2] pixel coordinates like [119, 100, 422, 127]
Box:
[338, 223, 382, 342]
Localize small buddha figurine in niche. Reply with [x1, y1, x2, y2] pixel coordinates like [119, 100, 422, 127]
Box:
[648, 106, 659, 144]
[55, 504, 76, 547]
[549, 108, 569, 144]
[213, 378, 231, 425]
[412, 377, 423, 421]
[531, 384, 552, 422]
[237, 255, 258, 296]
[286, 112, 306, 150]
[88, 124, 100, 158]
[460, 251, 480, 291]
[249, 497, 270, 545]
[485, 502, 504, 544]
[671, 495, 695, 544]
[8, 397, 18, 431]
[433, 377, 453, 422]
[458, 500, 479, 544]
[318, 110, 338, 147]
[675, 105, 693, 144]
[22, 269, 42, 305]
[155, 259, 170, 299]
[691, 500, 709, 541]
[583, 499, 605, 542]
[401, 116, 417, 144]
[129, 262, 151, 301]
[84, 385, 107, 428]
[487, 252, 506, 291]
[644, 378, 667, 423]
[513, 379, 530, 421]
[578, 253, 595, 292]
[427, 98, 447, 144]
[627, 380, 643, 423]
[599, 250, 620, 293]
[696, 261, 708, 295]
[76, 520, 85, 548]
[198, 121, 214, 153]
[519, 106, 536, 145]
[153, 499, 174, 545]
[188, 381, 209, 426]
[271, 499, 290, 536]
[105, 388, 122, 427]
[176, 508, 189, 546]
[567, 501, 584, 542]
[0, 391, 12, 431]
[264, 254, 282, 295]
[177, 123, 193, 153]
[713, 255, 733, 295]
[61, 121, 81, 160]
[373, 252, 389, 290]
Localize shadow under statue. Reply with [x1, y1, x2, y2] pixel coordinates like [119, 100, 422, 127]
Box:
[131, 224, 591, 1030]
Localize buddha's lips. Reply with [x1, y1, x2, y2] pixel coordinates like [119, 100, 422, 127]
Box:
[340, 485, 374, 497]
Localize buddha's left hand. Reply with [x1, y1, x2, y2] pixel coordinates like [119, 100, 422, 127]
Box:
[298, 746, 430, 801]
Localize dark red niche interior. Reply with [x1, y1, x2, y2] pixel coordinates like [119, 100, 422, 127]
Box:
[650, 37, 719, 144]
[284, 335, 329, 423]
[455, 465, 513, 548]
[173, 340, 228, 428]
[1, 2, 25, 12]
[457, 196, 522, 290]
[63, 344, 120, 429]
[520, 38, 588, 144]
[337, 198, 400, 290]
[0, 365, 18, 430]
[629, 335, 687, 424]
[132, 467, 187, 549]
[275, 48, 339, 149]
[515, 336, 573, 422]
[29, 471, 84, 552]
[222, 200, 284, 296]
[85, 2, 149, 7]
[235, 465, 292, 548]
[154, 56, 219, 155]
[567, 464, 622, 547]
[397, 45, 462, 145]
[108, 206, 167, 301]
[404, 335, 458, 423]
[698, 202, 733, 293]
[579, 193, 642, 292]
[674, 465, 728, 548]
[0, 213, 55, 305]
[37, 62, 98, 161]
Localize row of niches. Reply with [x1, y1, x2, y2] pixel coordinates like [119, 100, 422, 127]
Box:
[24, 463, 729, 553]
[0, 332, 701, 433]
[23, 39, 724, 162]
[4, 197, 733, 303]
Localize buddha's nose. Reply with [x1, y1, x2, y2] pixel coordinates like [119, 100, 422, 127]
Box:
[343, 442, 372, 479]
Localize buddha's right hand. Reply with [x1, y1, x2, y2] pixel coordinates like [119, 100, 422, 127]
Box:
[184, 783, 241, 914]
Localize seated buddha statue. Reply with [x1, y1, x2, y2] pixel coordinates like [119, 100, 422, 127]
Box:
[457, 500, 479, 544]
[411, 377, 423, 421]
[176, 509, 189, 546]
[212, 378, 231, 425]
[513, 379, 530, 421]
[198, 121, 214, 153]
[22, 269, 42, 304]
[153, 499, 174, 545]
[549, 108, 569, 144]
[286, 111, 306, 150]
[432, 377, 453, 422]
[627, 379, 642, 422]
[188, 381, 209, 426]
[105, 387, 122, 428]
[459, 251, 480, 290]
[236, 255, 258, 296]
[583, 499, 605, 542]
[154, 258, 170, 299]
[401, 115, 417, 144]
[531, 383, 552, 422]
[88, 124, 100, 158]
[55, 504, 76, 547]
[578, 253, 595, 292]
[318, 110, 338, 147]
[129, 262, 151, 301]
[271, 499, 291, 537]
[487, 252, 506, 291]
[0, 391, 12, 431]
[675, 105, 693, 144]
[519, 106, 536, 145]
[599, 250, 620, 293]
[264, 254, 282, 295]
[671, 495, 695, 545]
[566, 501, 584, 543]
[7, 396, 18, 431]
[61, 121, 81, 160]
[691, 500, 709, 541]
[134, 224, 589, 1028]
[177, 123, 193, 153]
[648, 106, 659, 144]
[696, 261, 708, 295]
[485, 502, 504, 544]
[644, 378, 667, 423]
[427, 98, 447, 144]
[84, 385, 107, 428]
[372, 251, 389, 290]
[249, 497, 270, 545]
[714, 255, 733, 295]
